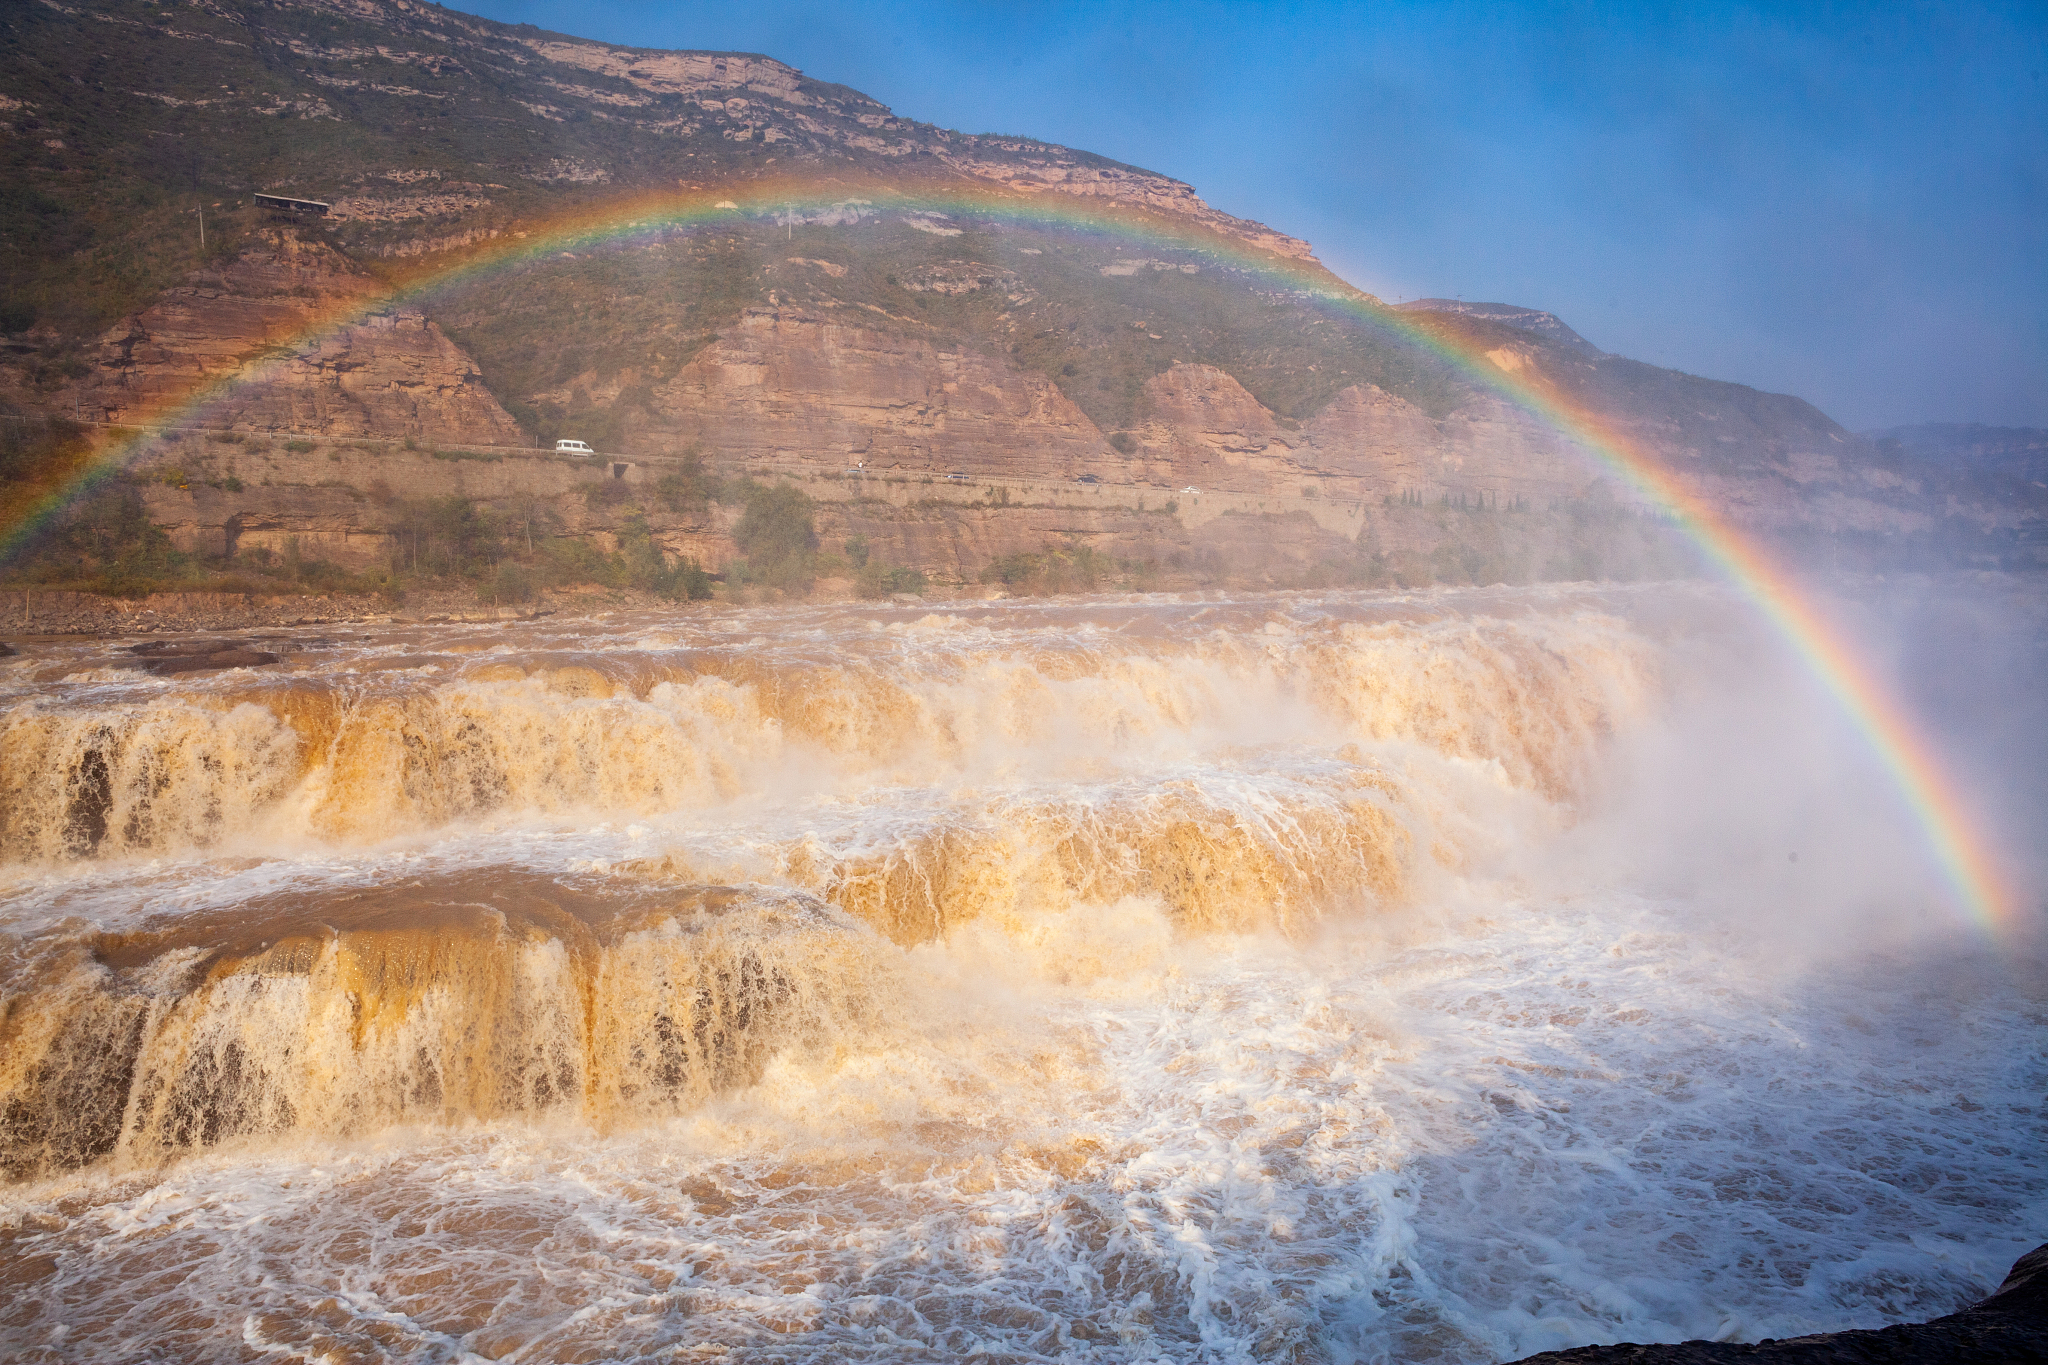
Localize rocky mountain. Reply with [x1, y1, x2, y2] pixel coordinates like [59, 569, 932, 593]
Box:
[2, 0, 2041, 600]
[1865, 424, 2048, 481]
[1398, 299, 1604, 356]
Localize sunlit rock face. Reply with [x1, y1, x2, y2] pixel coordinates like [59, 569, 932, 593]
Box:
[5, 0, 2040, 579]
[640, 307, 1125, 480]
[81, 230, 524, 445]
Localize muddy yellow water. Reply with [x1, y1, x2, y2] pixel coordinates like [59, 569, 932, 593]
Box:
[0, 587, 2038, 1363]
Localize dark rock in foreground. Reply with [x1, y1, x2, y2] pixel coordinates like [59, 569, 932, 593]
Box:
[1511, 1244, 2048, 1364]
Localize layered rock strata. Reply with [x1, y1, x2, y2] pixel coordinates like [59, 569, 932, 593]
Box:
[639, 307, 1131, 481]
[75, 231, 522, 446]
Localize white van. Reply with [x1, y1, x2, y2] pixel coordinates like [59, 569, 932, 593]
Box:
[555, 438, 594, 454]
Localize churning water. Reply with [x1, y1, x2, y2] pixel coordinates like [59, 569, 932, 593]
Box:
[0, 585, 2041, 1363]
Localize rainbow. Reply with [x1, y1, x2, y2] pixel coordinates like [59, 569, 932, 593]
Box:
[2, 174, 2018, 933]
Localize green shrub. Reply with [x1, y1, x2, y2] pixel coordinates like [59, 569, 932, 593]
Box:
[654, 449, 716, 516]
[0, 416, 87, 486]
[616, 514, 715, 601]
[538, 535, 616, 586]
[386, 496, 505, 578]
[978, 544, 1106, 595]
[856, 560, 925, 599]
[491, 561, 536, 604]
[581, 478, 632, 508]
[731, 483, 817, 590]
[672, 559, 715, 600]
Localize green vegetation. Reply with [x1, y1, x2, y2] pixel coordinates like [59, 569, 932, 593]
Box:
[979, 544, 1114, 595]
[383, 494, 710, 601]
[0, 420, 256, 597]
[615, 512, 715, 601]
[0, 415, 88, 488]
[725, 483, 819, 592]
[732, 484, 816, 567]
[0, 472, 401, 600]
[653, 451, 717, 518]
[856, 561, 927, 599]
[9, 482, 197, 598]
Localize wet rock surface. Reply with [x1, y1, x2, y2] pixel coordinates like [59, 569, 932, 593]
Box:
[125, 639, 281, 675]
[1511, 1244, 2048, 1364]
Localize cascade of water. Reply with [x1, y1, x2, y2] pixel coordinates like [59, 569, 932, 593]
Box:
[0, 589, 2034, 1365]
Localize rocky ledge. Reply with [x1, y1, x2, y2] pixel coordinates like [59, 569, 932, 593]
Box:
[1512, 1243, 2048, 1364]
[0, 588, 566, 636]
[125, 639, 282, 675]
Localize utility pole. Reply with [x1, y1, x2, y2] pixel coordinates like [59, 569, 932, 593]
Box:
[199, 203, 205, 252]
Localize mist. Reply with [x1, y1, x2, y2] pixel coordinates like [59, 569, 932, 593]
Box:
[3, 583, 2042, 1360]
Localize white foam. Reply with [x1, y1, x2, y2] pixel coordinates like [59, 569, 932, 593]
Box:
[0, 585, 2039, 1362]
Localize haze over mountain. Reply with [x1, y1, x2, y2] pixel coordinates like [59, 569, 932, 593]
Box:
[456, 0, 2048, 434]
[1865, 424, 2048, 482]
[1, 0, 2042, 602]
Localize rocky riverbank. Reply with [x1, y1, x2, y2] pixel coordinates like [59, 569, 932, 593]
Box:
[0, 581, 968, 641]
[0, 587, 552, 636]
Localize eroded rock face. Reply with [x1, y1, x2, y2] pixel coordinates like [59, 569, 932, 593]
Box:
[1300, 383, 1445, 484]
[83, 231, 523, 446]
[640, 307, 1127, 479]
[1127, 364, 1300, 492]
[1429, 393, 1599, 500]
[1121, 364, 1599, 507]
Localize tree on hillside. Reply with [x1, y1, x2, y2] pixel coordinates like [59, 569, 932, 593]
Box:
[732, 484, 817, 590]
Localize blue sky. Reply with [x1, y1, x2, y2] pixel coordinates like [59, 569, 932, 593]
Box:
[461, 1, 2046, 430]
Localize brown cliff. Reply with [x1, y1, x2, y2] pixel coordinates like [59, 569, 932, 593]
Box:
[62, 230, 522, 446]
[639, 307, 1129, 480]
[4, 0, 2036, 589]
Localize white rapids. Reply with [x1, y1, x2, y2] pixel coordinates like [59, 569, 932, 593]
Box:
[0, 584, 2040, 1364]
